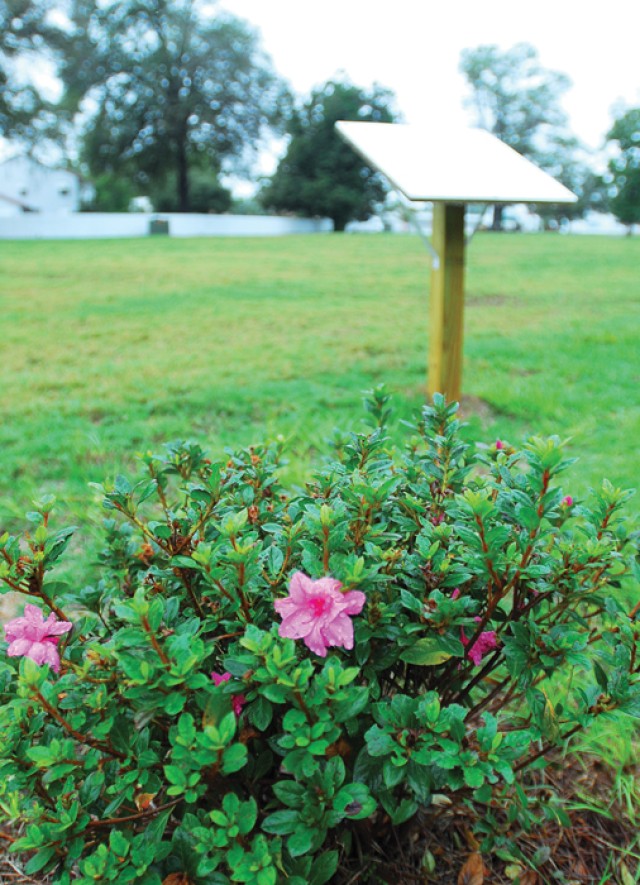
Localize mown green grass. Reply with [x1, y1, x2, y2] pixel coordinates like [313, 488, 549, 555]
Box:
[1, 232, 638, 541]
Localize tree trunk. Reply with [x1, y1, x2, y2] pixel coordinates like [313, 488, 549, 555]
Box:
[176, 139, 190, 213]
[332, 216, 347, 232]
[491, 204, 504, 231]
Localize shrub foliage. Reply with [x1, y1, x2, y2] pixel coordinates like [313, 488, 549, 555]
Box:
[1, 393, 638, 883]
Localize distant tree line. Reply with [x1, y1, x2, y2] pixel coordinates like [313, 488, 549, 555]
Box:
[1, 5, 637, 231]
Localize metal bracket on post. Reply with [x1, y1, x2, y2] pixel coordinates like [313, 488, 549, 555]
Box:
[395, 191, 440, 268]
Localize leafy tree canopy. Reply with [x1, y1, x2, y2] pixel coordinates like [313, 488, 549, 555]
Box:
[261, 78, 398, 232]
[534, 134, 606, 228]
[460, 43, 577, 229]
[60, 0, 288, 211]
[0, 0, 63, 141]
[605, 106, 640, 229]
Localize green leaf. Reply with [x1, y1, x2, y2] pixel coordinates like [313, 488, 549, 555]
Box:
[334, 783, 377, 819]
[463, 766, 485, 788]
[164, 765, 187, 787]
[250, 695, 273, 731]
[222, 743, 248, 774]
[272, 780, 305, 808]
[26, 746, 55, 767]
[400, 636, 462, 666]
[309, 850, 339, 885]
[25, 846, 56, 874]
[287, 827, 316, 857]
[164, 693, 186, 716]
[262, 809, 299, 835]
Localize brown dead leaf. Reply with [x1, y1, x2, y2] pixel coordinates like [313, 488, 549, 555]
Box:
[134, 792, 156, 811]
[458, 852, 484, 885]
[162, 874, 193, 885]
[519, 872, 539, 885]
[571, 859, 590, 878]
[463, 827, 481, 851]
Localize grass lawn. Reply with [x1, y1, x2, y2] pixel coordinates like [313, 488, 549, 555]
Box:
[1, 232, 638, 537]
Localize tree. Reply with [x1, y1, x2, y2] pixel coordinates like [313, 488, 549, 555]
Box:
[0, 0, 62, 142]
[60, 0, 287, 211]
[151, 166, 232, 213]
[605, 107, 640, 232]
[261, 79, 398, 232]
[83, 171, 136, 211]
[460, 43, 574, 229]
[534, 134, 605, 229]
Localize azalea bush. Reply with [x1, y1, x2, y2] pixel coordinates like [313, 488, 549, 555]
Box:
[0, 392, 638, 884]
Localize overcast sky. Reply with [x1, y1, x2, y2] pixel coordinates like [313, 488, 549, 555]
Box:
[218, 0, 640, 167]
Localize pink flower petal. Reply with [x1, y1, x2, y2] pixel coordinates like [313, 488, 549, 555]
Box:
[339, 590, 366, 616]
[232, 694, 247, 717]
[303, 620, 330, 657]
[322, 612, 354, 650]
[211, 672, 231, 687]
[38, 642, 62, 673]
[278, 609, 316, 639]
[288, 571, 314, 602]
[274, 571, 365, 657]
[4, 619, 27, 643]
[24, 604, 45, 623]
[310, 577, 343, 596]
[43, 618, 73, 636]
[273, 597, 300, 618]
[7, 638, 34, 658]
[3, 606, 71, 674]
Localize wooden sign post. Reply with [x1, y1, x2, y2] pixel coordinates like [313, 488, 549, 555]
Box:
[335, 121, 577, 401]
[428, 203, 465, 401]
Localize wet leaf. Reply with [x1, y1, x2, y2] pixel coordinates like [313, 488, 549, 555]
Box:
[458, 852, 484, 885]
[162, 875, 193, 885]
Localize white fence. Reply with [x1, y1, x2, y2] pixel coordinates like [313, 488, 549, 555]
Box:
[0, 212, 333, 239]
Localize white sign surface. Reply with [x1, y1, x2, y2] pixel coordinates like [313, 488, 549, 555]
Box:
[336, 121, 577, 204]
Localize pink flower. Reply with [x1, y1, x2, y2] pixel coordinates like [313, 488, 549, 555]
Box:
[3, 604, 72, 673]
[451, 588, 461, 600]
[274, 572, 366, 657]
[461, 617, 498, 667]
[562, 495, 574, 507]
[211, 671, 246, 717]
[495, 439, 504, 450]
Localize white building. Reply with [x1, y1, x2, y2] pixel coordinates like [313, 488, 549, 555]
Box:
[0, 156, 85, 216]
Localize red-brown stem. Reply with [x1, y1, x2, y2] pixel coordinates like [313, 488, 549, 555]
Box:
[34, 591, 69, 623]
[34, 692, 126, 760]
[234, 561, 251, 621]
[141, 616, 170, 667]
[212, 630, 244, 642]
[596, 503, 616, 540]
[183, 497, 218, 548]
[0, 831, 16, 843]
[293, 689, 315, 725]
[212, 578, 241, 621]
[513, 723, 582, 774]
[85, 797, 182, 830]
[455, 668, 511, 721]
[474, 515, 503, 597]
[148, 463, 170, 514]
[502, 469, 551, 602]
[175, 568, 204, 618]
